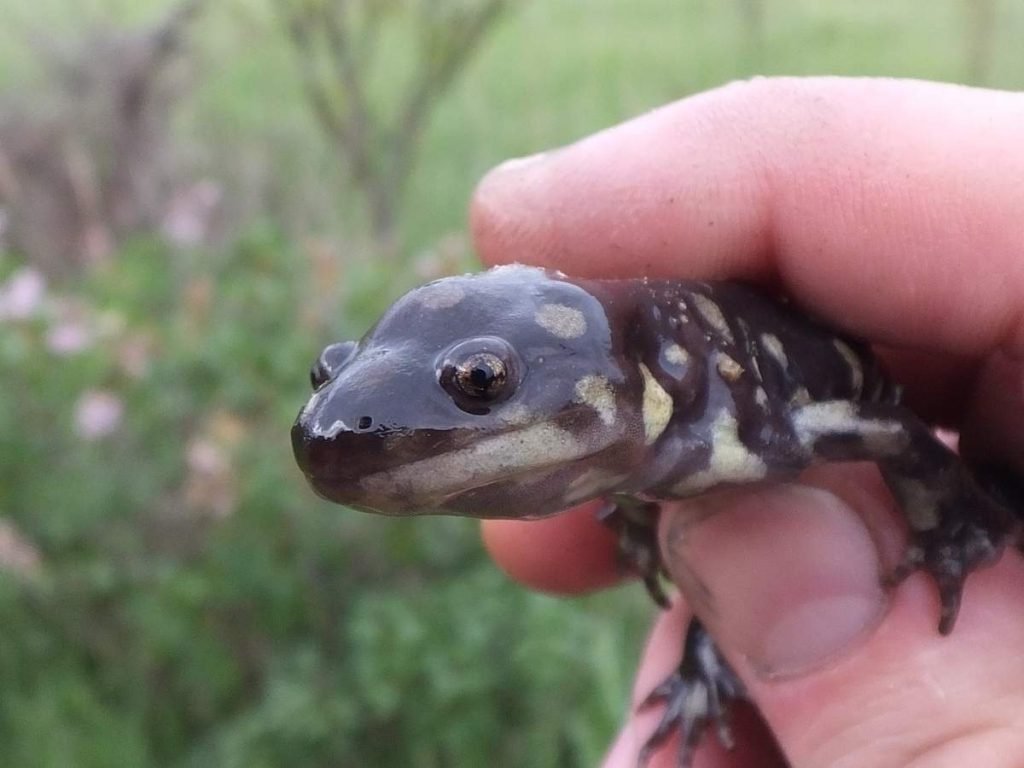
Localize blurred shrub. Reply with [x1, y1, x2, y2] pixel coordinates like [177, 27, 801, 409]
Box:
[278, 0, 507, 258]
[0, 2, 204, 278]
[0, 233, 645, 768]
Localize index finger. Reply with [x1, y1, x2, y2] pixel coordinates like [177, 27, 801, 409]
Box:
[471, 77, 1024, 359]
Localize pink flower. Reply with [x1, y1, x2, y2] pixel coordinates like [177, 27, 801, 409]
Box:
[74, 390, 124, 440]
[46, 321, 94, 355]
[0, 268, 46, 321]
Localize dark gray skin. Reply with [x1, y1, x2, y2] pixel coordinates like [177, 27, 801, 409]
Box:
[291, 264, 1022, 767]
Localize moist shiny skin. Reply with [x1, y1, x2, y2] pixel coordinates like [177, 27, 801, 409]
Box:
[292, 264, 892, 518]
[292, 264, 1021, 765]
[292, 265, 1017, 606]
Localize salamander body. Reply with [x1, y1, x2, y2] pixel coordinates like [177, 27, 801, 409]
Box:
[291, 265, 1020, 766]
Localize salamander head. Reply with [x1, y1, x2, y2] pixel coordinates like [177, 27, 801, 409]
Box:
[291, 265, 644, 517]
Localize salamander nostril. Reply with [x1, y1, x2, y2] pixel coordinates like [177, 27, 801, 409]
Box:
[357, 416, 373, 431]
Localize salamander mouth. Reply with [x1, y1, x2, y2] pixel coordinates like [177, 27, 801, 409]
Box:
[293, 391, 635, 516]
[362, 420, 585, 487]
[299, 418, 623, 517]
[307, 458, 580, 517]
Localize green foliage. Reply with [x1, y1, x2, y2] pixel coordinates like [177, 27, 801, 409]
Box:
[0, 237, 646, 767]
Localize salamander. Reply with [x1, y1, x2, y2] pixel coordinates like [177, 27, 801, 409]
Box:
[291, 264, 1021, 767]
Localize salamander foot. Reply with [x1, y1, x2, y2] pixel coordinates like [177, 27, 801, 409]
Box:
[884, 469, 1017, 634]
[638, 619, 745, 768]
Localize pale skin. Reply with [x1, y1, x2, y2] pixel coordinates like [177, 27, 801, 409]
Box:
[469, 78, 1024, 767]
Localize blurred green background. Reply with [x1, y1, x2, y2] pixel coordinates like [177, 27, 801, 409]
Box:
[1, 1, 1022, 766]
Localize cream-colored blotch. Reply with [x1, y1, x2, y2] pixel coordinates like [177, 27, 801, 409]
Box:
[639, 364, 672, 444]
[664, 343, 690, 366]
[673, 409, 768, 494]
[573, 375, 617, 426]
[535, 304, 587, 339]
[691, 294, 735, 345]
[417, 282, 466, 309]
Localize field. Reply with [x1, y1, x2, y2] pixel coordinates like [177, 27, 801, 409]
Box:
[1, 1, 1022, 766]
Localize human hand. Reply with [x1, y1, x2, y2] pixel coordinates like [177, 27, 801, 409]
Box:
[469, 78, 1024, 767]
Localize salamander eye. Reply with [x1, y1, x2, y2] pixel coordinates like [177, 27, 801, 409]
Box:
[310, 341, 357, 389]
[438, 337, 519, 415]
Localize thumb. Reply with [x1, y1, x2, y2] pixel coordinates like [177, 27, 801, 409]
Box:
[659, 465, 1024, 767]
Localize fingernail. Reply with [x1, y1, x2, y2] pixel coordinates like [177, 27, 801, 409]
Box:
[662, 484, 887, 678]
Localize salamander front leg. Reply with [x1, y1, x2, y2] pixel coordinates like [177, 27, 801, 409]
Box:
[599, 499, 747, 767]
[597, 496, 668, 607]
[638, 619, 746, 768]
[792, 400, 1021, 633]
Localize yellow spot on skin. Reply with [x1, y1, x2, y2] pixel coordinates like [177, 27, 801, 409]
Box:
[498, 403, 533, 426]
[360, 422, 585, 499]
[833, 339, 864, 395]
[791, 401, 907, 456]
[417, 282, 465, 309]
[664, 343, 689, 366]
[673, 409, 768, 494]
[761, 333, 787, 368]
[535, 304, 587, 339]
[573, 375, 617, 426]
[639, 363, 672, 444]
[691, 294, 735, 345]
[716, 352, 744, 382]
[793, 401, 858, 436]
